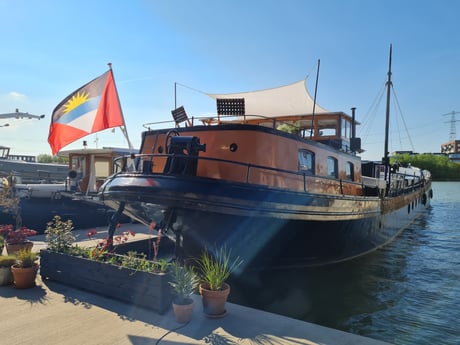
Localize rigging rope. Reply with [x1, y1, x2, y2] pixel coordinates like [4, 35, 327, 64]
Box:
[391, 86, 415, 151]
[359, 80, 415, 153]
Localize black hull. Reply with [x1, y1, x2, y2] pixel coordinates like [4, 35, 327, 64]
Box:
[0, 197, 130, 233]
[100, 174, 432, 268]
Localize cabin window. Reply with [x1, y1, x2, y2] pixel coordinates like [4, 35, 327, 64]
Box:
[317, 118, 338, 137]
[345, 161, 354, 181]
[298, 150, 315, 174]
[327, 156, 338, 178]
[341, 118, 351, 139]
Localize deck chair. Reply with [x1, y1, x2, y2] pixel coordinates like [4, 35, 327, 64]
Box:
[171, 106, 192, 127]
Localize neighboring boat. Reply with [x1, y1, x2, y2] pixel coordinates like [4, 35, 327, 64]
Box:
[0, 145, 68, 183]
[99, 48, 433, 268]
[1, 147, 133, 232]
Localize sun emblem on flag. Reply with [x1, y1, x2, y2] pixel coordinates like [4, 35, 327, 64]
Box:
[63, 91, 89, 113]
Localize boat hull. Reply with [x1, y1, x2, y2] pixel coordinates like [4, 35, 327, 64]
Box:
[0, 197, 128, 233]
[100, 174, 432, 268]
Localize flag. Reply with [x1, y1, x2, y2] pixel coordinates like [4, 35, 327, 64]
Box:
[48, 70, 124, 155]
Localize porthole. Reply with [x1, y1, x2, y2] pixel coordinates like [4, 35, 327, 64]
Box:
[229, 143, 238, 152]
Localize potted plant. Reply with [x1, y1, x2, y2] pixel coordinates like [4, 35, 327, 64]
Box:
[0, 224, 37, 255]
[11, 248, 39, 289]
[195, 246, 243, 318]
[168, 260, 200, 323]
[0, 254, 17, 286]
[40, 221, 173, 314]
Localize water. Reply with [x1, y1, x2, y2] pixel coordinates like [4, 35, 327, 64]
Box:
[230, 182, 460, 345]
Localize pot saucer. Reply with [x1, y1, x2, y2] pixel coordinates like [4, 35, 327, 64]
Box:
[204, 310, 227, 319]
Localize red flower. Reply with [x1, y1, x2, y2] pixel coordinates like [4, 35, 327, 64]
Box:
[0, 224, 37, 245]
[86, 229, 98, 238]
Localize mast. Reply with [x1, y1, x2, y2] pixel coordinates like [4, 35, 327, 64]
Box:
[310, 59, 320, 139]
[383, 44, 392, 183]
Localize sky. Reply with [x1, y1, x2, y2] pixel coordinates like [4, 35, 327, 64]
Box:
[0, 0, 459, 161]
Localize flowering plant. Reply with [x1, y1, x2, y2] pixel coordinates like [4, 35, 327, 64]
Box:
[86, 226, 136, 261]
[0, 224, 37, 245]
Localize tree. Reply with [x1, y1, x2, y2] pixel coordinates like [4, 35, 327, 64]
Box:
[37, 154, 68, 164]
[391, 154, 460, 181]
[0, 176, 22, 229]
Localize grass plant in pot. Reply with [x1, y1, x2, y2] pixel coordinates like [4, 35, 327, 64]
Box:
[11, 248, 39, 289]
[196, 246, 243, 318]
[168, 260, 200, 323]
[0, 254, 17, 286]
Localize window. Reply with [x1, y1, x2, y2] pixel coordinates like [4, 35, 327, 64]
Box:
[298, 150, 315, 174]
[327, 156, 338, 178]
[345, 162, 354, 181]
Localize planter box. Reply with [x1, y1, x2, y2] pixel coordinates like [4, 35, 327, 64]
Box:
[39, 250, 172, 314]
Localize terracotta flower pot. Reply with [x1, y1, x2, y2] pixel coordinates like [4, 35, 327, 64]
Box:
[172, 298, 194, 323]
[11, 264, 39, 289]
[199, 282, 230, 318]
[6, 241, 33, 256]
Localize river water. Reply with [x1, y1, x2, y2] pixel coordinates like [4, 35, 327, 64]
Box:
[230, 181, 460, 345]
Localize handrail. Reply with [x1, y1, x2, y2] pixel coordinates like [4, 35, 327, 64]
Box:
[113, 153, 428, 198]
[113, 153, 365, 194]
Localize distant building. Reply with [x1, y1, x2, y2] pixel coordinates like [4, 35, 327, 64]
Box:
[441, 140, 460, 163]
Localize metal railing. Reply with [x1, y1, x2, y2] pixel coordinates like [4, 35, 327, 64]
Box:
[113, 153, 365, 196]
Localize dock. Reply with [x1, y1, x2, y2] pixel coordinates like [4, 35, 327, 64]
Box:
[0, 223, 392, 345]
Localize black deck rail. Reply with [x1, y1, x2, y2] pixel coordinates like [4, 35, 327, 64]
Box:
[113, 153, 366, 196]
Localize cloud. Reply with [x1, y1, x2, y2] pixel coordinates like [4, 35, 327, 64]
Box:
[8, 91, 27, 100]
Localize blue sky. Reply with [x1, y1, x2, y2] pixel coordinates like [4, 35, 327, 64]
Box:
[0, 0, 459, 160]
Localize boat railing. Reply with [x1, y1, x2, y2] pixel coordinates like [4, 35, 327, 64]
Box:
[386, 170, 428, 197]
[114, 153, 366, 196]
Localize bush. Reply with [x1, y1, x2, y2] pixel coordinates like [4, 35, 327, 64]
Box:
[45, 215, 75, 253]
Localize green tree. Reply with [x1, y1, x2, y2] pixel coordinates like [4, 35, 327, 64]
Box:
[37, 154, 68, 164]
[391, 154, 460, 181]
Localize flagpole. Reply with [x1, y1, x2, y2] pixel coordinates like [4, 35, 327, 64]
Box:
[108, 62, 134, 151]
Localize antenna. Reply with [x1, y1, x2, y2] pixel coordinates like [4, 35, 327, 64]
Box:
[442, 111, 460, 141]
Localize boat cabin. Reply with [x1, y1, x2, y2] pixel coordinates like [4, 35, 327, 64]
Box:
[58, 147, 133, 193]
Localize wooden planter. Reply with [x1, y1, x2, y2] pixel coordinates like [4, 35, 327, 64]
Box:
[39, 250, 172, 314]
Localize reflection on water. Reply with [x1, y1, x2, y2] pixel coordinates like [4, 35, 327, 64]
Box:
[229, 182, 460, 345]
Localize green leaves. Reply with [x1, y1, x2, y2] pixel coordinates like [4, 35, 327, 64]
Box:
[169, 261, 200, 304]
[45, 215, 75, 253]
[196, 246, 243, 291]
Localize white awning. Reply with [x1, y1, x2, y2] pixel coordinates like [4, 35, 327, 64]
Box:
[206, 79, 329, 118]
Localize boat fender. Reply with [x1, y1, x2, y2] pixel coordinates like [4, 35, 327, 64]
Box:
[429, 189, 433, 199]
[421, 193, 427, 205]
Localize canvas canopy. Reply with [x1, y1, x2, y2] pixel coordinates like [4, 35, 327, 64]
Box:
[207, 79, 329, 118]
